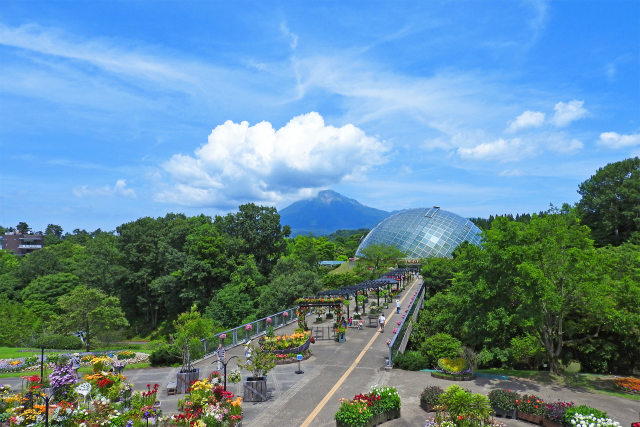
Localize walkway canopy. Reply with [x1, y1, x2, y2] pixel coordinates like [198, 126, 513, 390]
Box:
[315, 277, 400, 317]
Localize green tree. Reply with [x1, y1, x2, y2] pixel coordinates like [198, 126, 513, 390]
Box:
[172, 306, 214, 360]
[577, 157, 640, 246]
[215, 204, 290, 275]
[44, 224, 64, 246]
[0, 301, 40, 346]
[257, 263, 322, 316]
[16, 221, 31, 234]
[22, 273, 81, 319]
[55, 286, 129, 351]
[205, 256, 263, 327]
[358, 243, 405, 272]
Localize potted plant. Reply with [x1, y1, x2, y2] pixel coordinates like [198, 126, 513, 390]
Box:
[488, 388, 518, 418]
[516, 394, 545, 424]
[543, 401, 574, 427]
[335, 326, 346, 343]
[420, 386, 443, 412]
[238, 342, 276, 402]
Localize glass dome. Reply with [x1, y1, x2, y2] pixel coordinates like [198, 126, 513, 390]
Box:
[356, 207, 483, 258]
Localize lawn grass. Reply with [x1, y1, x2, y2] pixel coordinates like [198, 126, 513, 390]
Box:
[477, 368, 640, 402]
[0, 347, 68, 359]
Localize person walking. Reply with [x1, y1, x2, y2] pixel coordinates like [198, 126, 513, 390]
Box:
[378, 313, 386, 333]
[396, 299, 401, 314]
[216, 343, 226, 371]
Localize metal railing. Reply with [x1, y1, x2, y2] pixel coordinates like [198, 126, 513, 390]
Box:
[388, 279, 426, 367]
[201, 307, 299, 357]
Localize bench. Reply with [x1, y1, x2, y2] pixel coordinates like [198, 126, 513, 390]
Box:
[166, 381, 177, 395]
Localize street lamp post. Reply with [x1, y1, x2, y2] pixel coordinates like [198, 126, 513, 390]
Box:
[217, 355, 238, 391]
[40, 347, 45, 385]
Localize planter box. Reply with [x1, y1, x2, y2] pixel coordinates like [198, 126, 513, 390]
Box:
[517, 411, 543, 425]
[542, 419, 563, 427]
[176, 368, 199, 394]
[493, 407, 517, 419]
[430, 371, 475, 381]
[336, 334, 346, 343]
[244, 376, 268, 402]
[419, 401, 436, 412]
[336, 409, 400, 427]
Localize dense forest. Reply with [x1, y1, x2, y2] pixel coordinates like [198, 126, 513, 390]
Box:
[0, 205, 378, 352]
[1, 157, 638, 374]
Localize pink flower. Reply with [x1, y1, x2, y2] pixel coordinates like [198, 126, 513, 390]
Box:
[283, 311, 289, 317]
[392, 328, 398, 334]
[220, 333, 227, 340]
[266, 317, 272, 324]
[401, 314, 405, 318]
[397, 320, 402, 325]
[386, 339, 391, 346]
[245, 324, 253, 331]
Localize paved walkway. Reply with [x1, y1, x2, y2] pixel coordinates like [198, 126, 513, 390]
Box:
[3, 276, 637, 425]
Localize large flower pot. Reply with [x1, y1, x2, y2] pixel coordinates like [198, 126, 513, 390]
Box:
[176, 368, 199, 394]
[244, 376, 268, 402]
[542, 419, 563, 427]
[517, 411, 543, 425]
[493, 407, 517, 418]
[336, 334, 346, 343]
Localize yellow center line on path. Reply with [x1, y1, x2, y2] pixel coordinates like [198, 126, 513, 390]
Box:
[299, 278, 420, 427]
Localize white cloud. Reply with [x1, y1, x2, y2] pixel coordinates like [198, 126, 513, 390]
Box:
[499, 169, 525, 177]
[506, 110, 545, 133]
[156, 112, 389, 207]
[280, 22, 299, 50]
[551, 100, 588, 127]
[598, 132, 640, 149]
[73, 179, 136, 198]
[457, 138, 536, 162]
[547, 137, 583, 154]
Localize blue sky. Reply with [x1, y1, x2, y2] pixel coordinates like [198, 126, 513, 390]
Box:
[1, 1, 639, 233]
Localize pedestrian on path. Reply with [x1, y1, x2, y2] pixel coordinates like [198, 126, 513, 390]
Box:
[216, 344, 226, 371]
[396, 299, 401, 314]
[378, 313, 385, 332]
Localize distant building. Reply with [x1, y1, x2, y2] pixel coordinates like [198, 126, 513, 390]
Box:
[2, 231, 44, 256]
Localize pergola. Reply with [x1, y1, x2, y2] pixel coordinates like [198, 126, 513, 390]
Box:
[316, 277, 399, 319]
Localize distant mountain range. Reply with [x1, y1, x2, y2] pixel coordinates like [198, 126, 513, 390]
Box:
[279, 190, 391, 236]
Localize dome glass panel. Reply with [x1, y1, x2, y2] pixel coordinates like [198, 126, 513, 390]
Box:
[355, 207, 483, 258]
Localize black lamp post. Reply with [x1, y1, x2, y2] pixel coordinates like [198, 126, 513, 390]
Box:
[40, 347, 45, 385]
[219, 355, 238, 391]
[43, 387, 53, 427]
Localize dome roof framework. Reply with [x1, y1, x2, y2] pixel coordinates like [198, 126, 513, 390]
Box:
[356, 207, 483, 259]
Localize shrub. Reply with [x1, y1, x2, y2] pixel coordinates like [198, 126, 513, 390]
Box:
[564, 405, 608, 421]
[516, 394, 544, 415]
[437, 384, 492, 424]
[420, 386, 444, 410]
[393, 350, 428, 370]
[488, 388, 519, 411]
[544, 401, 574, 423]
[420, 333, 462, 368]
[509, 334, 545, 369]
[30, 333, 83, 350]
[149, 342, 180, 366]
[334, 399, 372, 427]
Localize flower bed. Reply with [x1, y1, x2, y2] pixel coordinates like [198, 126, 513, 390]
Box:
[334, 386, 401, 427]
[615, 377, 640, 394]
[274, 349, 312, 365]
[432, 357, 475, 381]
[260, 331, 311, 354]
[173, 378, 242, 426]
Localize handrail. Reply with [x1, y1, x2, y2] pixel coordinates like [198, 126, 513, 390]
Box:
[388, 278, 426, 366]
[201, 307, 299, 357]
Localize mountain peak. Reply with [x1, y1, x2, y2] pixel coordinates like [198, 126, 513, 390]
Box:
[280, 190, 389, 236]
[316, 189, 360, 205]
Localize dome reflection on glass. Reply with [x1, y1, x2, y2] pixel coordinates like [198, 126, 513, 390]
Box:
[356, 207, 483, 258]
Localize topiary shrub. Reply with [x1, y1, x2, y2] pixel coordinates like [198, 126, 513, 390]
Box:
[393, 350, 428, 371]
[419, 333, 462, 368]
